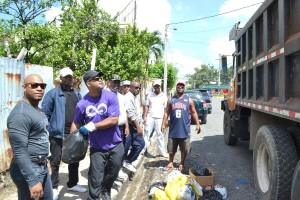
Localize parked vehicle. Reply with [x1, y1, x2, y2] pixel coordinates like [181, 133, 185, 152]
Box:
[222, 1, 300, 199]
[195, 88, 212, 114]
[184, 90, 208, 124]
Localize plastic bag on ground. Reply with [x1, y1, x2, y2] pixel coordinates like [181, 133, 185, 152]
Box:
[61, 130, 88, 164]
[165, 174, 189, 200]
[148, 182, 167, 199]
[190, 165, 210, 176]
[189, 178, 203, 197]
[214, 184, 227, 199]
[202, 189, 223, 200]
[177, 184, 196, 200]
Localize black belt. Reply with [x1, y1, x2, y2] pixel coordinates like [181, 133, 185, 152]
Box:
[32, 155, 48, 166]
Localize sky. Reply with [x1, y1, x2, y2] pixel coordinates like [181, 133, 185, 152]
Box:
[45, 0, 265, 80]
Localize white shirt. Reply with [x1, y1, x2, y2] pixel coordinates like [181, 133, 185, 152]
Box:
[145, 92, 167, 119]
[105, 88, 127, 125]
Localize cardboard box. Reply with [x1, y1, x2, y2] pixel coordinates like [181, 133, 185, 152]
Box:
[189, 169, 214, 190]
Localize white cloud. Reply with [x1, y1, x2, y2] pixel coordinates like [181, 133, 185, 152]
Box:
[168, 49, 202, 78]
[208, 35, 235, 67]
[44, 7, 63, 22]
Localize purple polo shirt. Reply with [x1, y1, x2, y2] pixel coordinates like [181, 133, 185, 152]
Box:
[73, 89, 122, 150]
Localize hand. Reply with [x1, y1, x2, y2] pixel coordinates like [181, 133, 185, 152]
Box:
[161, 124, 166, 133]
[125, 127, 130, 136]
[79, 122, 96, 135]
[143, 117, 148, 125]
[29, 182, 43, 199]
[195, 125, 201, 134]
[137, 125, 143, 136]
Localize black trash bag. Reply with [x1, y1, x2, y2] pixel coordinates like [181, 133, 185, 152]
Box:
[190, 165, 210, 176]
[148, 182, 167, 199]
[61, 130, 88, 164]
[200, 189, 223, 200]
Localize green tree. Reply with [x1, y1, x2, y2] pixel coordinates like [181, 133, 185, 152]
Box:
[148, 61, 178, 90]
[186, 64, 218, 88]
[0, 0, 60, 62]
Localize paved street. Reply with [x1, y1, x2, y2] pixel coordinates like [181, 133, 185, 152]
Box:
[119, 97, 259, 200]
[0, 97, 258, 200]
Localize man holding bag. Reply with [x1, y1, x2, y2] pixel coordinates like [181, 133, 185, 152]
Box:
[71, 70, 124, 200]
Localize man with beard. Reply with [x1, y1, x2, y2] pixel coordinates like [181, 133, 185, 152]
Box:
[7, 74, 52, 199]
[123, 80, 145, 173]
[143, 80, 168, 158]
[71, 70, 123, 200]
[161, 81, 201, 172]
[42, 67, 85, 200]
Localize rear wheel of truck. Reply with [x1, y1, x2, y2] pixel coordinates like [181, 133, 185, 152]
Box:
[223, 110, 236, 145]
[254, 125, 297, 200]
[291, 160, 300, 200]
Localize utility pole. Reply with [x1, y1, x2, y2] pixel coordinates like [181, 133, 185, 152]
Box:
[163, 24, 169, 95]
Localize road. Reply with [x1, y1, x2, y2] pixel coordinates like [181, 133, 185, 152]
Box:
[119, 97, 258, 200]
[0, 97, 258, 200]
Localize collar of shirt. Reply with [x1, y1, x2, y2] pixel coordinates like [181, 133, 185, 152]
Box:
[61, 84, 74, 92]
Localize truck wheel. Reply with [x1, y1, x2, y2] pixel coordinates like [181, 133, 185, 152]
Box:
[223, 110, 236, 145]
[291, 161, 300, 200]
[254, 125, 297, 200]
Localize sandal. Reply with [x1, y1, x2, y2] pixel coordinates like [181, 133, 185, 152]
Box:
[163, 163, 173, 171]
[178, 164, 185, 173]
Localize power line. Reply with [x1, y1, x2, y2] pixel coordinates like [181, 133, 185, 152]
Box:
[169, 2, 264, 26]
[175, 25, 233, 34]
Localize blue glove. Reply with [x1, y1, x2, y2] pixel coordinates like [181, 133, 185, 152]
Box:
[79, 126, 90, 135]
[79, 122, 96, 135]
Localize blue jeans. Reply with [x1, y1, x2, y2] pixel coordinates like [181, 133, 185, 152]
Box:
[10, 160, 53, 200]
[124, 124, 145, 163]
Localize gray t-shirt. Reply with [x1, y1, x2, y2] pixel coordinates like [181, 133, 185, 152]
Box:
[7, 100, 49, 186]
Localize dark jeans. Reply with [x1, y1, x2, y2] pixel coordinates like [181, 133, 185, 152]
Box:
[119, 125, 127, 147]
[124, 124, 145, 163]
[87, 142, 124, 200]
[49, 136, 80, 189]
[10, 160, 53, 200]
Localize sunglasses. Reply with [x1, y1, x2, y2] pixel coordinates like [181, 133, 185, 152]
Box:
[90, 76, 103, 81]
[134, 86, 141, 90]
[24, 83, 47, 90]
[176, 85, 185, 89]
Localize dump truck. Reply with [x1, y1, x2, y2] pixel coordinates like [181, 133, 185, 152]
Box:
[221, 0, 300, 199]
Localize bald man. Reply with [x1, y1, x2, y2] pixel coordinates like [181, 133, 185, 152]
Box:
[7, 74, 53, 200]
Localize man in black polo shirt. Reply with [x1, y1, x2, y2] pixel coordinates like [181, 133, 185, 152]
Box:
[42, 67, 86, 200]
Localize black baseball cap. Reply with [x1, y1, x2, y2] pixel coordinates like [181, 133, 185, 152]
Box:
[111, 74, 121, 81]
[83, 70, 103, 84]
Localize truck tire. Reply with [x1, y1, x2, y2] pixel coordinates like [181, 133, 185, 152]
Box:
[291, 161, 300, 200]
[223, 110, 236, 145]
[254, 125, 297, 200]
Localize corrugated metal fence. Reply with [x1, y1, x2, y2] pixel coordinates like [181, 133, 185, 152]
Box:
[0, 57, 53, 172]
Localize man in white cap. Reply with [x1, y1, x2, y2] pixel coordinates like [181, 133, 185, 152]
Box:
[143, 80, 168, 157]
[42, 67, 86, 200]
[121, 80, 131, 95]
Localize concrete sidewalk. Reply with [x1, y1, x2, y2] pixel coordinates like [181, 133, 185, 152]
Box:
[0, 148, 145, 200]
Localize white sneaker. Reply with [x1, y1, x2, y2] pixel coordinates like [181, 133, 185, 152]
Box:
[53, 189, 59, 200]
[67, 184, 87, 193]
[123, 162, 137, 172]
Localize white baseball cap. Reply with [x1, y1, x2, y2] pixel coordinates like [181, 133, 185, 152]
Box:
[59, 67, 73, 77]
[153, 80, 161, 86]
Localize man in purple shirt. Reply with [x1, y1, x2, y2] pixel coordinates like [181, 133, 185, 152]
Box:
[70, 70, 124, 200]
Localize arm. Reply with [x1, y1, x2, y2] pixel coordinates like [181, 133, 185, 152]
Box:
[7, 113, 43, 194]
[41, 91, 54, 122]
[125, 117, 130, 136]
[161, 98, 171, 133]
[189, 99, 201, 134]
